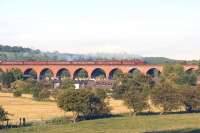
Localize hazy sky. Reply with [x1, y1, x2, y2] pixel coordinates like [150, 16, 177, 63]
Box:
[0, 0, 200, 60]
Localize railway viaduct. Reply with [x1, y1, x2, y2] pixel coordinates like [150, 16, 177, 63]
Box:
[0, 61, 198, 80]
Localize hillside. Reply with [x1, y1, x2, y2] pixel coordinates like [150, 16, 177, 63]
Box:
[0, 44, 197, 64]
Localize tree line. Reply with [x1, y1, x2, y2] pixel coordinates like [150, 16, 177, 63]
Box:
[0, 62, 200, 124]
[112, 63, 200, 115]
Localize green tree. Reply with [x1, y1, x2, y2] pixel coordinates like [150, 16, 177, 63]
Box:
[151, 80, 182, 114]
[112, 73, 150, 99]
[1, 68, 23, 88]
[59, 78, 75, 90]
[9, 68, 23, 80]
[112, 73, 150, 114]
[92, 89, 107, 100]
[32, 81, 52, 100]
[163, 64, 184, 81]
[180, 85, 200, 112]
[124, 85, 149, 115]
[57, 89, 110, 123]
[162, 64, 197, 86]
[177, 72, 197, 86]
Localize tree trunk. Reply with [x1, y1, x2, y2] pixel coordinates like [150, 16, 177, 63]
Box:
[72, 112, 79, 123]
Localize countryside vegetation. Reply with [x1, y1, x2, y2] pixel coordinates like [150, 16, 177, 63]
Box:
[0, 45, 200, 132]
[0, 60, 200, 132]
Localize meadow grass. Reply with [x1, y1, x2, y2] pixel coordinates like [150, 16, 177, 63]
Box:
[2, 113, 200, 133]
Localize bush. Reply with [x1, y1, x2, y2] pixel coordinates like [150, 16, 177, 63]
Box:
[180, 85, 200, 112]
[11, 80, 28, 90]
[0, 106, 8, 123]
[38, 89, 50, 100]
[93, 89, 107, 99]
[59, 78, 75, 90]
[46, 116, 71, 125]
[2, 68, 23, 88]
[13, 89, 22, 97]
[32, 81, 52, 101]
[32, 88, 50, 101]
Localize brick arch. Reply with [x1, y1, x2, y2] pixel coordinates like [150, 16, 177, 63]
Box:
[185, 68, 196, 73]
[91, 68, 106, 79]
[146, 68, 161, 77]
[128, 68, 142, 75]
[56, 68, 71, 79]
[185, 67, 196, 72]
[184, 65, 199, 72]
[23, 68, 37, 79]
[73, 68, 89, 80]
[39, 68, 54, 80]
[108, 68, 123, 79]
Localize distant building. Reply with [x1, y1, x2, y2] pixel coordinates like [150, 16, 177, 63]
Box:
[74, 80, 114, 89]
[53, 78, 61, 88]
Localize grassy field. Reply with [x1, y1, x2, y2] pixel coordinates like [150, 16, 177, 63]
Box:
[2, 113, 200, 133]
[0, 92, 130, 123]
[2, 92, 200, 133]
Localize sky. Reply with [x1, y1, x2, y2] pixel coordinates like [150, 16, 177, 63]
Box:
[0, 0, 200, 60]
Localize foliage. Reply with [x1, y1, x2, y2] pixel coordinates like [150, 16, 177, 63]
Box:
[151, 80, 182, 113]
[32, 81, 52, 100]
[177, 72, 197, 86]
[57, 89, 110, 123]
[1, 68, 23, 88]
[77, 69, 88, 79]
[163, 64, 197, 86]
[92, 89, 107, 100]
[112, 73, 150, 99]
[32, 88, 50, 101]
[46, 116, 71, 125]
[124, 85, 149, 114]
[13, 89, 22, 97]
[11, 80, 28, 89]
[21, 78, 37, 94]
[59, 78, 75, 90]
[0, 106, 8, 122]
[112, 70, 123, 79]
[180, 85, 200, 112]
[112, 73, 150, 114]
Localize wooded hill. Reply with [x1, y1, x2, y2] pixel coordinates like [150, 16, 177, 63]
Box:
[0, 44, 197, 64]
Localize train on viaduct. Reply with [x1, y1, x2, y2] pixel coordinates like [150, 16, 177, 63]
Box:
[0, 60, 198, 81]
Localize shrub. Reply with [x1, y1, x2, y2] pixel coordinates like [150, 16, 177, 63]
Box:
[46, 116, 71, 125]
[11, 80, 28, 90]
[0, 106, 8, 123]
[93, 89, 107, 99]
[32, 88, 50, 101]
[38, 89, 50, 100]
[59, 78, 75, 90]
[180, 85, 200, 112]
[13, 89, 22, 97]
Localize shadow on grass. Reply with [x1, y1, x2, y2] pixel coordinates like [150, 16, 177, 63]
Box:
[136, 110, 200, 116]
[145, 128, 200, 133]
[0, 123, 32, 130]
